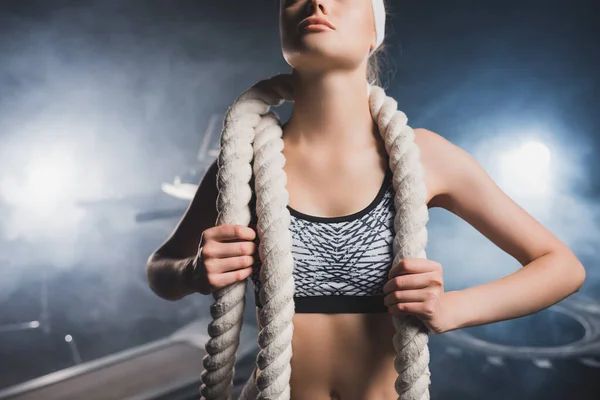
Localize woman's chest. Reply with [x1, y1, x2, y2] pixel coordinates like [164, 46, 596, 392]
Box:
[287, 188, 396, 295]
[250, 180, 397, 311]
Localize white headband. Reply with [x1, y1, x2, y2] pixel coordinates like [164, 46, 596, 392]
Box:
[371, 0, 386, 55]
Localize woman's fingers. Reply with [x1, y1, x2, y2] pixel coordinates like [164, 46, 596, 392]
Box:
[383, 288, 432, 307]
[206, 266, 255, 290]
[382, 272, 433, 294]
[204, 253, 257, 275]
[203, 240, 257, 260]
[205, 224, 256, 242]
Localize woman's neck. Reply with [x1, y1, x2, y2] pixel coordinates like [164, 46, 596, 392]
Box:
[283, 69, 378, 151]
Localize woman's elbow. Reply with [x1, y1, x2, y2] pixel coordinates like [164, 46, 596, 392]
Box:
[573, 261, 587, 293]
[146, 253, 187, 301]
[556, 250, 587, 295]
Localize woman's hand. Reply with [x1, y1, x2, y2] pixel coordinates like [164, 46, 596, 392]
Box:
[191, 224, 258, 295]
[383, 258, 450, 335]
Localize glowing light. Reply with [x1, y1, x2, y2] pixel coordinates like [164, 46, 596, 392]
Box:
[498, 140, 552, 196]
[65, 335, 73, 342]
[22, 156, 77, 208]
[0, 147, 87, 240]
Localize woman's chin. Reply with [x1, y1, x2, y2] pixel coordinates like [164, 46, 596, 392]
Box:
[284, 45, 341, 66]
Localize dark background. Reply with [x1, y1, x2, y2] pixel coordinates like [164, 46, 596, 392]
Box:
[0, 0, 599, 399]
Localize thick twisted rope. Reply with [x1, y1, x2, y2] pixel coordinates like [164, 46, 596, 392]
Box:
[370, 85, 432, 400]
[200, 73, 431, 400]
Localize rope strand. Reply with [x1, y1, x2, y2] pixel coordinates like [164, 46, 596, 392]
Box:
[200, 74, 431, 400]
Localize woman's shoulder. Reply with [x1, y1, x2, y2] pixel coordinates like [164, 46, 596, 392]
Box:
[412, 127, 468, 207]
[412, 127, 493, 210]
[412, 127, 456, 157]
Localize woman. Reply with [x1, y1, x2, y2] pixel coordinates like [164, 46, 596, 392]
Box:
[146, 1, 586, 399]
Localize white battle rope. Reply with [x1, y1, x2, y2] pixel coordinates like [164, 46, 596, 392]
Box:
[199, 73, 431, 400]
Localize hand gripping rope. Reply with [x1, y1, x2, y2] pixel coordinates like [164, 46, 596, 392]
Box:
[200, 73, 431, 400]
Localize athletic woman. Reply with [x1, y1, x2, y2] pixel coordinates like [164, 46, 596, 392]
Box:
[146, 1, 586, 399]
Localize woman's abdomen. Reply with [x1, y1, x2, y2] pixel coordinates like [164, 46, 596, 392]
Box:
[256, 308, 399, 400]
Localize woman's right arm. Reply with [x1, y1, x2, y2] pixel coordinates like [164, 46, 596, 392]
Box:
[146, 159, 219, 301]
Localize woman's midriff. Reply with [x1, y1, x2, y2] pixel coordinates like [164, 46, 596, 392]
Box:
[256, 308, 400, 400]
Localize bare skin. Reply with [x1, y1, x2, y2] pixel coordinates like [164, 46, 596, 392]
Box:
[146, 125, 442, 399]
[147, 1, 584, 398]
[258, 126, 444, 400]
[253, 122, 584, 400]
[274, 3, 435, 394]
[148, 124, 583, 399]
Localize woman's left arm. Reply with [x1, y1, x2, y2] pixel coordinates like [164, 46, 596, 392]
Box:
[418, 128, 586, 333]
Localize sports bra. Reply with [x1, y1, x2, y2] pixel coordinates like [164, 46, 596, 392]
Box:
[249, 168, 395, 314]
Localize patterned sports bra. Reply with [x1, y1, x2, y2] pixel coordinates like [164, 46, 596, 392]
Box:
[249, 168, 396, 314]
